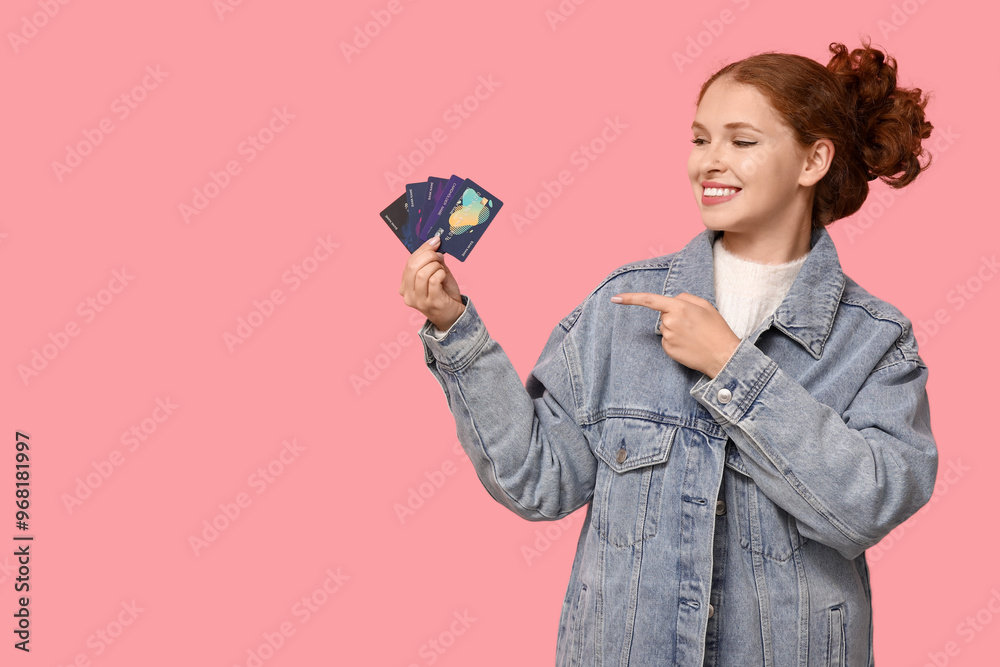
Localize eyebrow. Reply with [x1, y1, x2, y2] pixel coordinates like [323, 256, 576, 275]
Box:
[691, 121, 764, 133]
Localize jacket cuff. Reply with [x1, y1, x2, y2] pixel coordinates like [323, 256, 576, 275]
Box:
[689, 337, 779, 424]
[417, 295, 489, 370]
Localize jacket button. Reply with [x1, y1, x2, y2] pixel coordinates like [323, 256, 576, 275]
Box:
[717, 388, 732, 404]
[616, 447, 627, 464]
[715, 500, 726, 516]
[708, 604, 715, 618]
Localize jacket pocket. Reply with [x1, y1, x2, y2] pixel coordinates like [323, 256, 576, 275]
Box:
[732, 471, 805, 562]
[826, 606, 845, 667]
[592, 417, 677, 548]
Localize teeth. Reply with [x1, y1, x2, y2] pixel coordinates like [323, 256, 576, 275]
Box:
[705, 187, 738, 197]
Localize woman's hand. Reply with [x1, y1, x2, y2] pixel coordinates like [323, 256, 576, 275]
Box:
[610, 292, 740, 379]
[399, 235, 466, 332]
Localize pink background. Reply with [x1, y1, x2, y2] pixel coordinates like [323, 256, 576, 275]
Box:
[2, 0, 996, 665]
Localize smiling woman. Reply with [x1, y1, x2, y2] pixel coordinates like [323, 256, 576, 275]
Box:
[400, 36, 938, 666]
[690, 41, 932, 234]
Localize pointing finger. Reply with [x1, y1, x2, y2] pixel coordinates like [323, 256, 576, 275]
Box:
[610, 292, 675, 311]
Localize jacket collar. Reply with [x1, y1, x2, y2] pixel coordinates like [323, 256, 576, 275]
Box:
[659, 226, 846, 360]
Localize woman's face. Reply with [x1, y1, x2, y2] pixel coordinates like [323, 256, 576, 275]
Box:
[687, 77, 812, 234]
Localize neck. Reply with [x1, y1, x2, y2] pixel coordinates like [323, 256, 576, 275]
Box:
[718, 225, 812, 265]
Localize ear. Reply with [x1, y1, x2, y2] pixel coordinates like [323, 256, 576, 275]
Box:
[799, 137, 834, 187]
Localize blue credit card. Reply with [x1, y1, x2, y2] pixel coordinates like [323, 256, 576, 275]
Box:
[427, 178, 503, 262]
[405, 181, 428, 235]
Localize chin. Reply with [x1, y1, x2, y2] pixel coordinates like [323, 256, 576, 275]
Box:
[698, 216, 733, 231]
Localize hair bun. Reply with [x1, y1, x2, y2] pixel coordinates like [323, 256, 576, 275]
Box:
[826, 38, 934, 187]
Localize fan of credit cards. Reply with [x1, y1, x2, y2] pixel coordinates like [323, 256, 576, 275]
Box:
[379, 174, 503, 261]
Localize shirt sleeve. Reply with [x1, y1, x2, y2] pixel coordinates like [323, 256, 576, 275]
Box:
[417, 295, 598, 521]
[427, 322, 452, 341]
[689, 333, 938, 561]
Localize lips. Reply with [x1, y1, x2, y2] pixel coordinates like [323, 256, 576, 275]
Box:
[701, 186, 741, 206]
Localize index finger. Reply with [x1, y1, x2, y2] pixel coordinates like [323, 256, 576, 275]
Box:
[610, 292, 676, 311]
[400, 235, 443, 291]
[406, 235, 441, 265]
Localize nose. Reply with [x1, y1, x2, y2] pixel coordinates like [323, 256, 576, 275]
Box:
[700, 143, 726, 175]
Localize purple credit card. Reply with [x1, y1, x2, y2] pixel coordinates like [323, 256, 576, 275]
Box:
[415, 176, 446, 240]
[419, 174, 462, 240]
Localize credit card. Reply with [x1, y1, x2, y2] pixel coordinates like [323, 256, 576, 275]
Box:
[379, 193, 421, 252]
[419, 174, 463, 240]
[427, 179, 503, 261]
[405, 181, 428, 239]
[418, 176, 447, 238]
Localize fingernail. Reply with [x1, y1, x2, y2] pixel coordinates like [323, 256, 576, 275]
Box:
[610, 296, 623, 303]
[428, 235, 440, 246]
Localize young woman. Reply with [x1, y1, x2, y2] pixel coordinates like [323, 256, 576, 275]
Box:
[399, 39, 938, 666]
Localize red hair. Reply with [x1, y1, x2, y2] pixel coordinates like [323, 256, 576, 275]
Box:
[696, 37, 934, 227]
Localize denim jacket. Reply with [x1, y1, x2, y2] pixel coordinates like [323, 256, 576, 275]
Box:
[417, 226, 938, 666]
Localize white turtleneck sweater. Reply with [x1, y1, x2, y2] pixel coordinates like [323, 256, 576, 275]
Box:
[428, 235, 810, 344]
[711, 235, 809, 341]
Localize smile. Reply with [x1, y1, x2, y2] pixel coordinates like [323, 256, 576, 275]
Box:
[702, 187, 741, 205]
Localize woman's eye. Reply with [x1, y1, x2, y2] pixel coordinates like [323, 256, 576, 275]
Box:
[690, 138, 757, 147]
